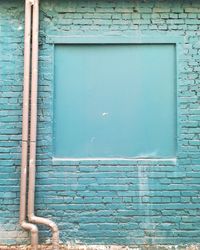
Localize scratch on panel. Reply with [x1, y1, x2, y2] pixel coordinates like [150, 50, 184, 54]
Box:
[102, 112, 109, 117]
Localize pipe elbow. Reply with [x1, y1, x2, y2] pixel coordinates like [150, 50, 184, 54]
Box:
[21, 221, 38, 234]
[30, 224, 38, 234]
[21, 221, 27, 228]
[28, 214, 35, 223]
[29, 215, 59, 232]
[21, 221, 38, 250]
[49, 221, 59, 233]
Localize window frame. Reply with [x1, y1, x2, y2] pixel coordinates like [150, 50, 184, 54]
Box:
[47, 34, 182, 165]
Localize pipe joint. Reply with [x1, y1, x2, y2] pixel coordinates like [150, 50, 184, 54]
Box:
[28, 214, 36, 222]
[28, 215, 59, 249]
[49, 222, 59, 233]
[21, 221, 37, 231]
[30, 225, 38, 234]
[29, 215, 58, 231]
[21, 221, 39, 248]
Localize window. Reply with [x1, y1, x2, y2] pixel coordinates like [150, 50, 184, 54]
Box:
[54, 44, 176, 158]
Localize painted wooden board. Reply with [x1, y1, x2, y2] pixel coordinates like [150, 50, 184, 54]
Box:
[54, 44, 176, 158]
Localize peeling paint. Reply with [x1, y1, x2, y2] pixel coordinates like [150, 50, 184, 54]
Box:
[0, 224, 28, 245]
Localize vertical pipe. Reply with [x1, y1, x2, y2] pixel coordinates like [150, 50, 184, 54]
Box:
[20, 0, 39, 249]
[27, 0, 60, 249]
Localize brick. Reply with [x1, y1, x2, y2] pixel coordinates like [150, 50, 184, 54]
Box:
[0, 0, 200, 248]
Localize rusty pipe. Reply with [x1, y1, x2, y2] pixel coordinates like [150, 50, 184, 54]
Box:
[20, 0, 39, 249]
[27, 0, 59, 249]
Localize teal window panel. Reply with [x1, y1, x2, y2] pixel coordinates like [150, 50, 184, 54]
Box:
[54, 44, 176, 158]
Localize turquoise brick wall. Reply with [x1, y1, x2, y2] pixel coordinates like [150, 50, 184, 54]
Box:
[0, 0, 200, 247]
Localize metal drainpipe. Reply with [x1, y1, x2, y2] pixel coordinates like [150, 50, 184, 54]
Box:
[27, 0, 60, 249]
[20, 0, 39, 249]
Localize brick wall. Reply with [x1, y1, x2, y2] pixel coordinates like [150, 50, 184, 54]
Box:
[0, 0, 200, 247]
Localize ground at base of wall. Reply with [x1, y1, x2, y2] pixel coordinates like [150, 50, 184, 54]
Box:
[0, 245, 200, 250]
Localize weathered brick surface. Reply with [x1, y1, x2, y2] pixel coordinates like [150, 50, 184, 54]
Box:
[0, 0, 200, 247]
[0, 245, 200, 250]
